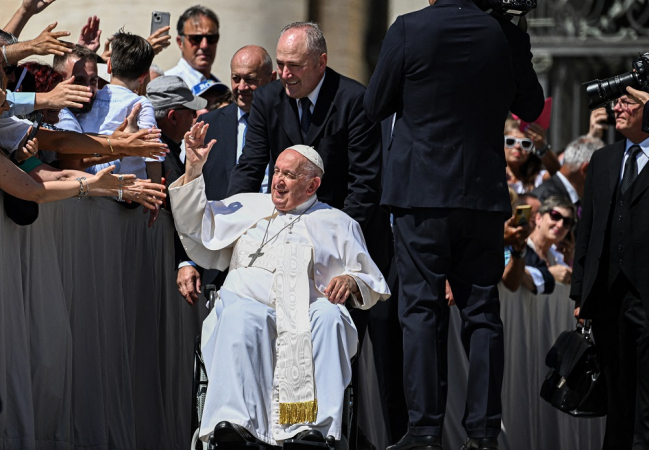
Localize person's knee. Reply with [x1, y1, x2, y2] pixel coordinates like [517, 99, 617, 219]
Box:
[311, 300, 344, 329]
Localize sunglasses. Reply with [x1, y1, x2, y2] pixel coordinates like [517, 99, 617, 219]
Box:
[504, 135, 534, 152]
[546, 209, 574, 229]
[182, 34, 219, 45]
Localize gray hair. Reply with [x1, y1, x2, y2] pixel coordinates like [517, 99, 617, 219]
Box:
[149, 63, 165, 77]
[279, 22, 327, 59]
[300, 159, 324, 180]
[562, 135, 603, 168]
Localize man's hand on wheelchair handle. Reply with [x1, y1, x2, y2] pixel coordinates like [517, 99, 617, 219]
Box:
[177, 265, 202, 305]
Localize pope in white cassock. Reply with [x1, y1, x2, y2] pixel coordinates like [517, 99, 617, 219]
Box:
[169, 122, 391, 446]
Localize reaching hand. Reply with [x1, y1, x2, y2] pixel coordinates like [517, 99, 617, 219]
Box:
[41, 76, 92, 109]
[100, 35, 114, 63]
[21, 0, 56, 15]
[110, 119, 167, 158]
[147, 26, 171, 55]
[89, 165, 136, 191]
[125, 102, 142, 133]
[29, 22, 74, 56]
[549, 265, 572, 285]
[184, 121, 216, 181]
[78, 16, 102, 52]
[123, 180, 166, 210]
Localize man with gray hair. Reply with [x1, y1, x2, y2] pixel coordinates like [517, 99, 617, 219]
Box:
[532, 135, 604, 209]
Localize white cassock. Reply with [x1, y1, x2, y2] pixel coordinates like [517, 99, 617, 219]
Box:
[169, 175, 390, 445]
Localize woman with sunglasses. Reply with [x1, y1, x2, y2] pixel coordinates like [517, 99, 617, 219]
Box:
[504, 118, 550, 193]
[527, 196, 577, 285]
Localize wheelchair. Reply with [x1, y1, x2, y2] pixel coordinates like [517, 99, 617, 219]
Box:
[191, 284, 353, 450]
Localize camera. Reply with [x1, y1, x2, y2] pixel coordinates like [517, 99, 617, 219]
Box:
[584, 53, 649, 110]
[475, 0, 537, 16]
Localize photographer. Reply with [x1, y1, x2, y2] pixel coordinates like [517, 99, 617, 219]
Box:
[571, 83, 649, 449]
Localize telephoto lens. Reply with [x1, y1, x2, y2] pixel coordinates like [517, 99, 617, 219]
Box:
[584, 53, 649, 110]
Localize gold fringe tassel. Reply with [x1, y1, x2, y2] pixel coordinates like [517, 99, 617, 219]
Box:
[279, 399, 318, 425]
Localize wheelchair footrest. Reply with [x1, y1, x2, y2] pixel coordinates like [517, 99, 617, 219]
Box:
[283, 435, 335, 450]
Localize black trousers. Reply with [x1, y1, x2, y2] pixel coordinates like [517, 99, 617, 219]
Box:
[593, 272, 649, 450]
[392, 207, 504, 439]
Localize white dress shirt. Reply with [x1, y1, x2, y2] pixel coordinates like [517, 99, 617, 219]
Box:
[555, 171, 580, 204]
[297, 73, 325, 122]
[620, 138, 649, 181]
[165, 58, 218, 92]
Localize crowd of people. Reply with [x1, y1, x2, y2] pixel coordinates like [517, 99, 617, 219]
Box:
[1, 0, 647, 449]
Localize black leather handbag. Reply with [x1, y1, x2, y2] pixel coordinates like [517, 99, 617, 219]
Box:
[540, 320, 607, 417]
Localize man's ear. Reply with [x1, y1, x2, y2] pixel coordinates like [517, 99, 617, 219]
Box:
[580, 161, 589, 177]
[270, 70, 277, 81]
[176, 35, 183, 49]
[317, 53, 327, 74]
[107, 59, 112, 74]
[307, 176, 321, 196]
[167, 109, 177, 125]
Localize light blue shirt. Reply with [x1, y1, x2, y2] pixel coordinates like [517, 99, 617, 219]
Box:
[2, 91, 36, 118]
[621, 138, 649, 181]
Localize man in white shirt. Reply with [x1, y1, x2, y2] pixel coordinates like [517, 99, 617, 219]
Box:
[166, 6, 220, 89]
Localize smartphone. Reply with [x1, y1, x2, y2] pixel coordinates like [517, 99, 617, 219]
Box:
[26, 112, 43, 142]
[151, 11, 171, 36]
[513, 204, 532, 226]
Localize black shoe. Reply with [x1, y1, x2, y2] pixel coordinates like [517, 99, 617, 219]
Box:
[386, 432, 442, 450]
[210, 421, 258, 445]
[460, 438, 498, 450]
[293, 429, 325, 443]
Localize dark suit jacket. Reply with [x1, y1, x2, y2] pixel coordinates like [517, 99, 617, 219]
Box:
[227, 67, 390, 270]
[364, 0, 544, 212]
[531, 173, 573, 204]
[199, 103, 239, 201]
[571, 140, 649, 316]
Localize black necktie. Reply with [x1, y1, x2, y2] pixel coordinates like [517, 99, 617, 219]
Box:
[241, 113, 249, 149]
[620, 145, 642, 194]
[300, 97, 312, 139]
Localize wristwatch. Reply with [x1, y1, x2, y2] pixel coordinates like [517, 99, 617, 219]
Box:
[535, 142, 551, 158]
[511, 247, 527, 259]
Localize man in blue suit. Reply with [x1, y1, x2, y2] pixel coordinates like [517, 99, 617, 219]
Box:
[364, 1, 544, 449]
[176, 45, 276, 304]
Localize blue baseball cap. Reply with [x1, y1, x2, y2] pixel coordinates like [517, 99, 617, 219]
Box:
[192, 80, 230, 97]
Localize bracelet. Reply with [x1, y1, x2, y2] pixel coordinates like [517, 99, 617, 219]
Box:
[117, 188, 123, 202]
[75, 177, 86, 199]
[535, 142, 551, 158]
[2, 45, 9, 67]
[81, 178, 89, 197]
[105, 137, 114, 154]
[93, 153, 101, 157]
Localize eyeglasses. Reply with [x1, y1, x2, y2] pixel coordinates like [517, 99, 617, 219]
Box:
[182, 34, 219, 46]
[546, 209, 574, 229]
[504, 135, 534, 152]
[610, 98, 639, 112]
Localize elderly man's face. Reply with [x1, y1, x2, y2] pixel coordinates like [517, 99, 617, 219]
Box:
[231, 48, 275, 113]
[613, 95, 643, 138]
[271, 149, 320, 211]
[178, 15, 219, 75]
[276, 29, 326, 99]
[64, 56, 99, 113]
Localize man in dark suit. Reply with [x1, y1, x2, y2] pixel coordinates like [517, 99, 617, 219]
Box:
[175, 45, 276, 304]
[364, 1, 544, 449]
[571, 93, 649, 449]
[226, 22, 388, 271]
[532, 135, 603, 210]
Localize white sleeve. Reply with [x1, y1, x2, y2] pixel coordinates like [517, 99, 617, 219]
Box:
[525, 266, 546, 294]
[137, 98, 165, 162]
[0, 116, 30, 153]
